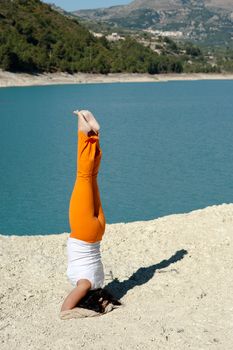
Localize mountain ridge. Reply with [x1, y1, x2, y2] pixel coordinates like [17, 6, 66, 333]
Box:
[74, 0, 233, 13]
[73, 0, 233, 45]
[127, 0, 233, 11]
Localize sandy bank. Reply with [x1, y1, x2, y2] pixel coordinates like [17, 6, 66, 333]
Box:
[0, 203, 233, 349]
[1, 70, 233, 88]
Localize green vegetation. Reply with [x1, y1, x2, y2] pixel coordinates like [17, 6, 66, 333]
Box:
[0, 0, 231, 75]
[0, 0, 184, 74]
[78, 14, 233, 74]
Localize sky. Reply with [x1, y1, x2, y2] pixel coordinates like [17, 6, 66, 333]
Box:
[43, 0, 131, 11]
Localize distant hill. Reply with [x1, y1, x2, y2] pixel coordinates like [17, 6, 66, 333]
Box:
[119, 0, 233, 12]
[0, 0, 186, 74]
[73, 0, 233, 46]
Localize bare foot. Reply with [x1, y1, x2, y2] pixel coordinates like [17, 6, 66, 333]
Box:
[79, 110, 100, 135]
[73, 110, 92, 135]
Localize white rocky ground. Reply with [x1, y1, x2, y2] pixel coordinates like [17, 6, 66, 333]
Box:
[0, 203, 233, 350]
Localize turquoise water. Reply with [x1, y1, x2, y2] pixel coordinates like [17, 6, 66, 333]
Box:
[0, 81, 233, 235]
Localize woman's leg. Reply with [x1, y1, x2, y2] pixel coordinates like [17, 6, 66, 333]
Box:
[69, 130, 105, 243]
[92, 138, 106, 240]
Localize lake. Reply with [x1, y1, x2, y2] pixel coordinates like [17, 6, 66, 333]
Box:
[0, 80, 233, 235]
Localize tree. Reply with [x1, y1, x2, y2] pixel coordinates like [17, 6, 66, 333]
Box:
[147, 58, 159, 74]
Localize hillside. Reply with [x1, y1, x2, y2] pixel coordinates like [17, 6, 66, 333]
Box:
[74, 0, 233, 46]
[0, 0, 185, 74]
[1, 0, 232, 74]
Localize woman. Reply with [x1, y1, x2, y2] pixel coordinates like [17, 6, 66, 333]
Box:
[61, 110, 106, 313]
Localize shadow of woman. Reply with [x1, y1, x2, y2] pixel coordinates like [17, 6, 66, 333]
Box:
[104, 249, 188, 300]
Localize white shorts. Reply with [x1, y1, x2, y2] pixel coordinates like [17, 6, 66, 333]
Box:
[66, 236, 105, 290]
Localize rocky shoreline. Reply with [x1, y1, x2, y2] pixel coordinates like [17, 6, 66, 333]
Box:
[1, 70, 233, 88]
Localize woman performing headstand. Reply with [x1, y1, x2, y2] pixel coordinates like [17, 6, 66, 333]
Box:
[61, 110, 106, 314]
